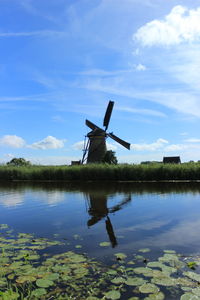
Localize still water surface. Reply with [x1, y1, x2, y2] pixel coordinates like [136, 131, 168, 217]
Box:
[1, 182, 200, 261]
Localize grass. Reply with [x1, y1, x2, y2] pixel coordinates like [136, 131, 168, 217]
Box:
[0, 162, 200, 181]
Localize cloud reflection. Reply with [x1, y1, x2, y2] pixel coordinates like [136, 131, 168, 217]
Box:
[0, 192, 24, 207]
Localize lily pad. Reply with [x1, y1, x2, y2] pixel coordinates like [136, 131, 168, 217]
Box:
[36, 278, 54, 288]
[104, 290, 121, 299]
[144, 292, 165, 300]
[125, 276, 146, 286]
[139, 283, 160, 294]
[31, 288, 47, 297]
[180, 293, 200, 300]
[184, 271, 200, 283]
[138, 248, 151, 253]
[111, 277, 125, 284]
[114, 253, 127, 260]
[99, 242, 110, 247]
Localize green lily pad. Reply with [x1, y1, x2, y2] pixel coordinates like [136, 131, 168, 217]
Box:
[104, 290, 121, 299]
[99, 242, 110, 247]
[111, 277, 125, 284]
[125, 276, 146, 286]
[144, 292, 165, 300]
[139, 283, 160, 294]
[180, 293, 200, 300]
[114, 253, 127, 260]
[134, 267, 153, 277]
[192, 287, 200, 296]
[138, 248, 151, 253]
[31, 288, 47, 297]
[184, 271, 200, 283]
[36, 279, 54, 288]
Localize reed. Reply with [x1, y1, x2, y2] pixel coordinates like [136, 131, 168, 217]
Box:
[0, 162, 200, 181]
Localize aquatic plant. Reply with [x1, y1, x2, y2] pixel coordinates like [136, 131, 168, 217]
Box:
[1, 224, 200, 299]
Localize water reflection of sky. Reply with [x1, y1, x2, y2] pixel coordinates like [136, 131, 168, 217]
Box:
[1, 183, 200, 258]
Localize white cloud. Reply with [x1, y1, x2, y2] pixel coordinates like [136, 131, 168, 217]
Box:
[72, 141, 84, 151]
[72, 140, 117, 151]
[0, 135, 26, 148]
[117, 106, 165, 117]
[0, 30, 66, 38]
[106, 142, 117, 151]
[185, 138, 200, 143]
[131, 138, 168, 151]
[164, 144, 184, 152]
[134, 5, 200, 47]
[30, 136, 65, 150]
[135, 63, 146, 71]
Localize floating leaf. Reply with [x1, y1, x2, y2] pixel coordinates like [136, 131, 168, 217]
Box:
[104, 290, 121, 299]
[36, 279, 54, 288]
[184, 271, 200, 283]
[99, 242, 110, 247]
[187, 262, 197, 269]
[31, 288, 47, 297]
[0, 224, 8, 230]
[139, 283, 159, 294]
[192, 287, 200, 296]
[75, 245, 82, 249]
[138, 248, 151, 253]
[125, 277, 146, 286]
[134, 267, 153, 277]
[163, 250, 176, 254]
[144, 292, 165, 300]
[111, 277, 125, 284]
[114, 253, 127, 260]
[180, 293, 200, 300]
[16, 275, 36, 283]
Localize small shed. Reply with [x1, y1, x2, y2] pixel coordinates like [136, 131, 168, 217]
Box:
[163, 156, 181, 164]
[71, 160, 81, 165]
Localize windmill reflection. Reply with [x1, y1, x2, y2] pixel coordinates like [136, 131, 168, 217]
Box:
[86, 192, 131, 248]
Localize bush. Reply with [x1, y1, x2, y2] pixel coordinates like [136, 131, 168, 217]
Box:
[7, 158, 31, 167]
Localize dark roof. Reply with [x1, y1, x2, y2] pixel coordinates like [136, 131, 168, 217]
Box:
[163, 156, 181, 164]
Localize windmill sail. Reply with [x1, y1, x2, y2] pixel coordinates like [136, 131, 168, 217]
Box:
[85, 119, 101, 131]
[107, 132, 131, 150]
[103, 101, 114, 130]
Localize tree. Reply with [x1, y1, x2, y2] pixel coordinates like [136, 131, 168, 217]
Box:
[103, 150, 118, 164]
[7, 158, 31, 167]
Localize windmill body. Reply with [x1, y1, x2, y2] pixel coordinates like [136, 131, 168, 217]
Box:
[82, 101, 130, 164]
[87, 129, 107, 163]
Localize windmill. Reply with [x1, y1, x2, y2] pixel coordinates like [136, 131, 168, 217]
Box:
[82, 101, 130, 164]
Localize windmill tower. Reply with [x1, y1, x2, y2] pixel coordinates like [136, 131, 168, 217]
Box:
[82, 101, 130, 164]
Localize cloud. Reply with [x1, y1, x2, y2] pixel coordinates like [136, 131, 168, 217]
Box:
[117, 106, 165, 118]
[106, 142, 117, 151]
[164, 144, 184, 152]
[185, 138, 200, 143]
[135, 64, 146, 71]
[0, 30, 66, 38]
[30, 136, 65, 150]
[72, 140, 117, 151]
[0, 135, 26, 148]
[134, 5, 200, 47]
[72, 141, 84, 151]
[131, 138, 168, 151]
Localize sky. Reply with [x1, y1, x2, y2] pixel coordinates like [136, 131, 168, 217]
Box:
[1, 0, 200, 165]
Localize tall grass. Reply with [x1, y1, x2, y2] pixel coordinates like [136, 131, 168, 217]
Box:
[0, 163, 200, 181]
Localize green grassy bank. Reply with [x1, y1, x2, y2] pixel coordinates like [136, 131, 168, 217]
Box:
[0, 162, 200, 181]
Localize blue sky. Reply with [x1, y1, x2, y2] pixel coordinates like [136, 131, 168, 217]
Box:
[1, 0, 200, 164]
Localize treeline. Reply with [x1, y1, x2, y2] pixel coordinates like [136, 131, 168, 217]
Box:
[0, 163, 200, 181]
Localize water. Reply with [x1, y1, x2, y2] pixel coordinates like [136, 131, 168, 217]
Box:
[1, 182, 200, 299]
[1, 182, 200, 258]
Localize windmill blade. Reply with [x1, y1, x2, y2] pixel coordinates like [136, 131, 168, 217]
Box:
[103, 101, 114, 130]
[85, 119, 101, 131]
[107, 132, 131, 150]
